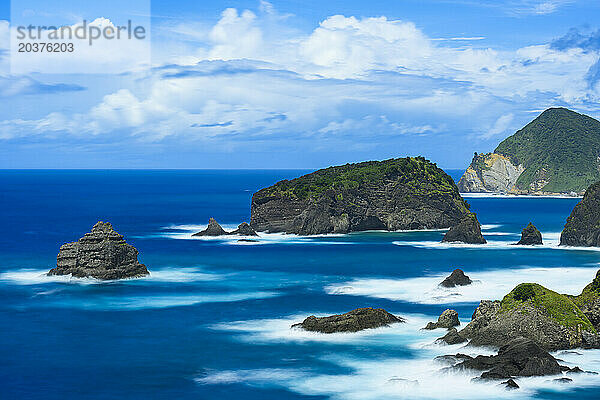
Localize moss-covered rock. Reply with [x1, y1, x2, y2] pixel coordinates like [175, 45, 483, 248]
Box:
[291, 307, 404, 333]
[251, 157, 472, 235]
[454, 283, 598, 351]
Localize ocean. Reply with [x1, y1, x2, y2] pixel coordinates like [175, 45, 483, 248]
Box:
[1, 169, 600, 399]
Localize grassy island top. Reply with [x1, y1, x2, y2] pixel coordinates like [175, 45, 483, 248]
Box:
[494, 108, 600, 192]
[257, 156, 461, 201]
[501, 283, 595, 332]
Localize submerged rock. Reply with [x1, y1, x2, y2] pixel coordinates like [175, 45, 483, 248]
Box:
[193, 218, 228, 237]
[449, 337, 566, 380]
[48, 221, 149, 280]
[424, 309, 460, 330]
[442, 214, 486, 244]
[517, 222, 543, 245]
[440, 269, 472, 288]
[229, 222, 258, 236]
[291, 307, 404, 333]
[560, 182, 600, 246]
[250, 157, 472, 235]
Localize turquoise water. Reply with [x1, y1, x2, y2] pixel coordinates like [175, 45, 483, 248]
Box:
[1, 169, 599, 399]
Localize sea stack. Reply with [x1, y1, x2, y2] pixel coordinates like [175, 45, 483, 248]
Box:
[291, 308, 404, 333]
[440, 269, 472, 287]
[442, 214, 486, 244]
[193, 218, 228, 236]
[250, 157, 472, 235]
[560, 182, 600, 246]
[48, 221, 149, 280]
[517, 222, 543, 245]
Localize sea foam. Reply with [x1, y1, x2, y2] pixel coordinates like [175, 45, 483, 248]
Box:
[325, 266, 599, 304]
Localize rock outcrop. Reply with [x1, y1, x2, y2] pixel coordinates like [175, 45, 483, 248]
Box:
[445, 283, 600, 351]
[291, 307, 404, 333]
[442, 214, 486, 244]
[560, 182, 600, 246]
[250, 157, 473, 235]
[458, 153, 524, 193]
[48, 221, 149, 280]
[193, 218, 228, 236]
[229, 222, 258, 236]
[574, 270, 600, 332]
[517, 222, 543, 245]
[448, 337, 567, 380]
[440, 269, 472, 287]
[424, 309, 460, 329]
[437, 327, 467, 344]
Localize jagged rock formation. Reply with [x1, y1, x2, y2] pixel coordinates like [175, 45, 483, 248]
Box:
[229, 222, 258, 236]
[442, 214, 486, 244]
[440, 269, 472, 287]
[459, 108, 600, 194]
[250, 157, 472, 235]
[193, 219, 259, 237]
[437, 327, 467, 344]
[424, 309, 460, 329]
[291, 307, 404, 333]
[517, 222, 543, 245]
[443, 283, 600, 351]
[447, 337, 568, 381]
[193, 218, 228, 236]
[48, 221, 149, 280]
[560, 182, 600, 246]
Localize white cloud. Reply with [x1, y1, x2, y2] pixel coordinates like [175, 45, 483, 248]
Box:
[482, 113, 515, 139]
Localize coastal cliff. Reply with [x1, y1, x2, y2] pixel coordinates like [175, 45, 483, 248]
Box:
[250, 157, 472, 235]
[458, 108, 600, 194]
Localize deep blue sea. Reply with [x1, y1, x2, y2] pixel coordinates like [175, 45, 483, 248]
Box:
[2, 169, 600, 399]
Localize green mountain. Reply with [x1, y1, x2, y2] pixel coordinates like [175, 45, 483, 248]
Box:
[458, 108, 600, 194]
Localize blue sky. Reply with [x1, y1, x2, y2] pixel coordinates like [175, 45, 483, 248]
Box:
[1, 0, 599, 169]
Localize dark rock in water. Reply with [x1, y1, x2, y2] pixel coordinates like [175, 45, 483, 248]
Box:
[553, 377, 573, 384]
[501, 379, 519, 389]
[437, 327, 467, 345]
[440, 269, 472, 287]
[424, 309, 460, 329]
[193, 218, 228, 236]
[291, 307, 404, 333]
[48, 221, 149, 280]
[250, 157, 472, 235]
[229, 222, 258, 236]
[457, 283, 600, 351]
[442, 213, 486, 244]
[434, 353, 472, 365]
[561, 182, 600, 246]
[451, 337, 565, 380]
[517, 222, 543, 245]
[237, 239, 259, 243]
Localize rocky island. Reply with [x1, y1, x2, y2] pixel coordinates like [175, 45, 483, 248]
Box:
[291, 307, 404, 333]
[193, 218, 258, 237]
[560, 181, 600, 246]
[48, 221, 149, 280]
[440, 269, 473, 287]
[458, 108, 600, 194]
[250, 157, 473, 235]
